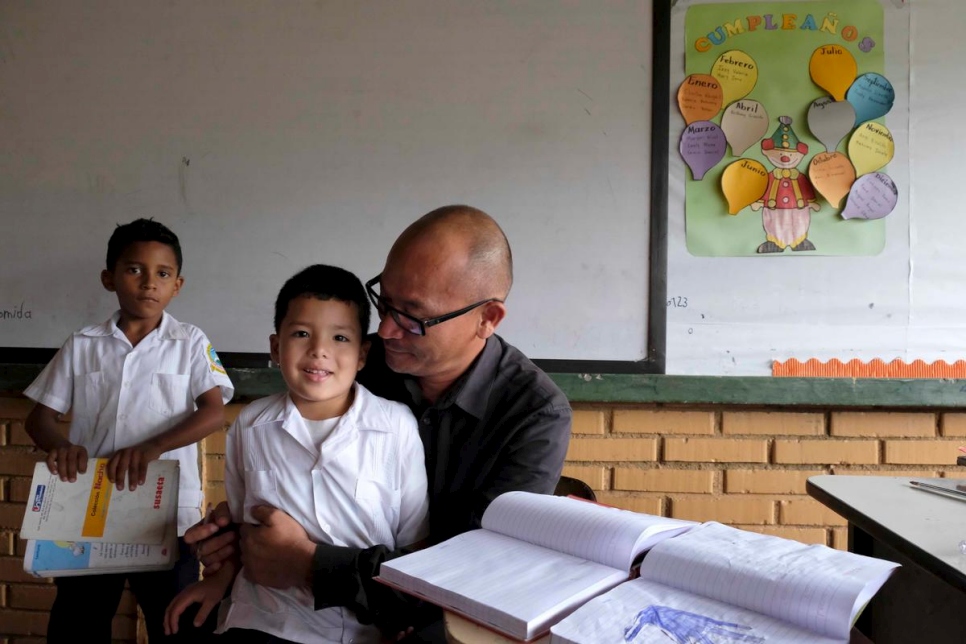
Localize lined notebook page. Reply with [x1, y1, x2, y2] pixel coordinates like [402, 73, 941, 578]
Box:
[379, 530, 629, 639]
[638, 522, 899, 640]
[549, 576, 844, 644]
[482, 492, 695, 570]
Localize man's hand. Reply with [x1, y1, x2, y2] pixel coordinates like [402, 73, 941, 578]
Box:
[106, 441, 163, 491]
[240, 505, 315, 589]
[184, 501, 238, 575]
[47, 443, 88, 482]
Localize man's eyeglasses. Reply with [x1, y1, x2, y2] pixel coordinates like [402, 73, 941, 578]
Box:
[365, 274, 503, 337]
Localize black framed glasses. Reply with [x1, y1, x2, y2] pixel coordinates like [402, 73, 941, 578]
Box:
[365, 274, 503, 336]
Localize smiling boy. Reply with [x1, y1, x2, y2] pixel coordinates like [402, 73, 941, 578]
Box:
[165, 264, 428, 644]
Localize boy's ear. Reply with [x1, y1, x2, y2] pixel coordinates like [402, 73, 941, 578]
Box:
[357, 339, 371, 372]
[476, 301, 506, 340]
[172, 275, 184, 298]
[100, 269, 116, 292]
[269, 334, 280, 366]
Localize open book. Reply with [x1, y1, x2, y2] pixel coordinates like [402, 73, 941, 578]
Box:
[550, 522, 900, 644]
[20, 459, 179, 577]
[376, 491, 696, 641]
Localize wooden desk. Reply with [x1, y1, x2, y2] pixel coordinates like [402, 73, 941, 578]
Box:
[807, 475, 966, 644]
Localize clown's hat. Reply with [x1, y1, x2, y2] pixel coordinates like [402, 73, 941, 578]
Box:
[761, 116, 808, 154]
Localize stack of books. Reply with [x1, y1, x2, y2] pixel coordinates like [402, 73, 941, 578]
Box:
[19, 459, 180, 577]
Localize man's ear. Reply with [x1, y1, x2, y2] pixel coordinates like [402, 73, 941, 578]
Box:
[357, 340, 371, 372]
[269, 334, 280, 366]
[477, 301, 507, 340]
[101, 269, 115, 292]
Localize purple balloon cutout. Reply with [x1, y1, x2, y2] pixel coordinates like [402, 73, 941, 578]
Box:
[680, 120, 727, 180]
[841, 172, 898, 220]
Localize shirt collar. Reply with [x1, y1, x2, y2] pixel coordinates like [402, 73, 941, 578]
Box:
[279, 383, 392, 459]
[443, 335, 501, 419]
[79, 310, 188, 341]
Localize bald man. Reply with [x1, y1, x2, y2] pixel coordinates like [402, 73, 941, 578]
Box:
[187, 206, 572, 639]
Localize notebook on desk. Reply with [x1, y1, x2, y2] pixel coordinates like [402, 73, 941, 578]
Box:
[908, 478, 966, 502]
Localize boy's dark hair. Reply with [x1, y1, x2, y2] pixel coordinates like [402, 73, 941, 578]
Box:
[106, 218, 183, 274]
[274, 264, 370, 336]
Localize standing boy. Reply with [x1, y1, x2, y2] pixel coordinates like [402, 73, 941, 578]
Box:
[164, 264, 429, 643]
[24, 218, 234, 642]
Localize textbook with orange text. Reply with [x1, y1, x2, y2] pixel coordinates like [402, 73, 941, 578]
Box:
[19, 459, 178, 544]
[19, 459, 179, 577]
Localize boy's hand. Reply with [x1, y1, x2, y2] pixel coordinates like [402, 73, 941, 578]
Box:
[106, 441, 163, 491]
[47, 444, 88, 482]
[185, 501, 238, 575]
[163, 575, 226, 635]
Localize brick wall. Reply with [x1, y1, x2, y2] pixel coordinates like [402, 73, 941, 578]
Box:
[1, 394, 964, 640]
[565, 405, 964, 550]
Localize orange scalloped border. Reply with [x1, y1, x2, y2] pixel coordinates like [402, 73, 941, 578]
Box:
[772, 358, 966, 378]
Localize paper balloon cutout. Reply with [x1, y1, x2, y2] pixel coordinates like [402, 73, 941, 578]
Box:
[680, 121, 727, 180]
[710, 50, 758, 107]
[721, 100, 769, 155]
[807, 97, 856, 153]
[809, 44, 857, 101]
[677, 74, 724, 124]
[721, 159, 769, 214]
[847, 72, 895, 126]
[841, 172, 898, 220]
[808, 151, 856, 207]
[848, 122, 895, 176]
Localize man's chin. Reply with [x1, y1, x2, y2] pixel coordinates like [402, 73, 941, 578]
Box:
[384, 351, 419, 375]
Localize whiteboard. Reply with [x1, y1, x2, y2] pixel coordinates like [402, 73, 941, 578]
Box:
[0, 0, 653, 362]
[664, 0, 940, 375]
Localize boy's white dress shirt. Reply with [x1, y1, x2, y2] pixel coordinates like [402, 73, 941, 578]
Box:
[24, 311, 235, 534]
[218, 384, 429, 644]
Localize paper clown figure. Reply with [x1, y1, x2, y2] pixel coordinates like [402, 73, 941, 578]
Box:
[750, 116, 821, 253]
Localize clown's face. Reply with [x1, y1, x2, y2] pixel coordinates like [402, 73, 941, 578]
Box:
[763, 147, 804, 169]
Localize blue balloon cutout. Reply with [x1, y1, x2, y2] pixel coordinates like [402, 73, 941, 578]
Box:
[846, 73, 895, 127]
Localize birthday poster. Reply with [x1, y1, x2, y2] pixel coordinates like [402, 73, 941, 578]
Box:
[680, 0, 896, 257]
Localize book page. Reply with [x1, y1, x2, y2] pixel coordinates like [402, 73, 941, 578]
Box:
[378, 530, 629, 640]
[638, 522, 899, 640]
[550, 577, 844, 644]
[482, 492, 695, 570]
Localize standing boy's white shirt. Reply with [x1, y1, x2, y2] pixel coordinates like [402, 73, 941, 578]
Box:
[23, 311, 235, 534]
[219, 384, 429, 644]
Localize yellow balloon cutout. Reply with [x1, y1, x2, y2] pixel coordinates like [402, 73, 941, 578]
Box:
[809, 45, 857, 101]
[848, 122, 895, 176]
[677, 74, 724, 124]
[710, 50, 758, 107]
[721, 159, 769, 215]
[808, 152, 856, 208]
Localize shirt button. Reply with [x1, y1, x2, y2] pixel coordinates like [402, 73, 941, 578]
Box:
[423, 418, 431, 425]
[323, 523, 331, 531]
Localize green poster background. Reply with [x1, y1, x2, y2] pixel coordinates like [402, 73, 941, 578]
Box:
[684, 0, 887, 257]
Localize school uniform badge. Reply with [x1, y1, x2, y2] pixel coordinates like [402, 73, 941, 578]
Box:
[207, 344, 226, 375]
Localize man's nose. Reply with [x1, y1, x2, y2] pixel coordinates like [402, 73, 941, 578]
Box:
[377, 313, 404, 340]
